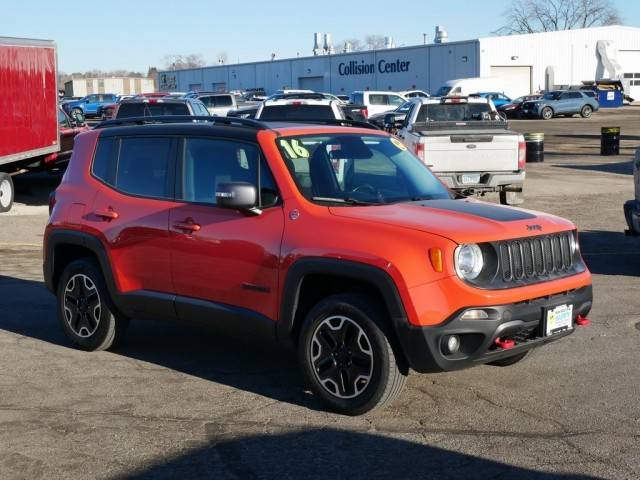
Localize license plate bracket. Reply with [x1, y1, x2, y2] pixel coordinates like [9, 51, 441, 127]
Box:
[543, 304, 574, 336]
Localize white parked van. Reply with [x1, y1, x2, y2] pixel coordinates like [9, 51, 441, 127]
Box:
[349, 91, 407, 116]
[435, 77, 505, 97]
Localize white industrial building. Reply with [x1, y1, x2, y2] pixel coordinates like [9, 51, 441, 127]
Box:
[64, 76, 155, 97]
[158, 25, 640, 100]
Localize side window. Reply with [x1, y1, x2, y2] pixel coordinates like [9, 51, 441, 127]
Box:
[92, 138, 116, 185]
[58, 109, 70, 128]
[116, 137, 173, 198]
[388, 95, 405, 106]
[86, 95, 98, 103]
[451, 87, 462, 94]
[197, 101, 210, 115]
[199, 96, 214, 108]
[179, 138, 278, 207]
[369, 94, 386, 105]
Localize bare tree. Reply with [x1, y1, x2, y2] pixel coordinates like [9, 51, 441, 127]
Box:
[162, 54, 207, 70]
[341, 38, 364, 52]
[364, 34, 387, 50]
[216, 52, 229, 64]
[496, 0, 621, 34]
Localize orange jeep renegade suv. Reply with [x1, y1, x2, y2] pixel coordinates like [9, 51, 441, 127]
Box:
[44, 116, 593, 415]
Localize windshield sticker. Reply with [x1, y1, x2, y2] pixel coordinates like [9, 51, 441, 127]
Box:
[390, 137, 407, 151]
[280, 139, 310, 159]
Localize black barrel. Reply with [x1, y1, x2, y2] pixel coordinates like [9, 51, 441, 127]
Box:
[524, 132, 544, 163]
[601, 127, 620, 156]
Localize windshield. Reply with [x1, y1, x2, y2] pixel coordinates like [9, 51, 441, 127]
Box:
[415, 103, 494, 122]
[435, 86, 453, 97]
[116, 102, 190, 118]
[260, 105, 336, 120]
[277, 134, 451, 205]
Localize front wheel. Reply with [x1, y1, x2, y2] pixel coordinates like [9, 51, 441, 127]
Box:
[541, 107, 553, 120]
[0, 173, 14, 213]
[57, 258, 129, 351]
[580, 105, 593, 118]
[298, 294, 407, 415]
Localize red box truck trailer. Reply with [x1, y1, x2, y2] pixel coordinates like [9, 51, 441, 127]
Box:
[0, 36, 59, 212]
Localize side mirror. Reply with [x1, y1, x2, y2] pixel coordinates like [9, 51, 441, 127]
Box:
[216, 182, 259, 213]
[383, 113, 406, 131]
[71, 110, 86, 126]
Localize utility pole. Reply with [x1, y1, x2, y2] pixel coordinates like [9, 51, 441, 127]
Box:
[423, 33, 427, 45]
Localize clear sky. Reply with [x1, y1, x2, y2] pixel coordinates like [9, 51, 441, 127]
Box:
[2, 0, 639, 73]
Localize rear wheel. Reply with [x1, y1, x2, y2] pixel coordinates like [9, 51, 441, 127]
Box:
[541, 107, 553, 120]
[580, 105, 593, 118]
[298, 293, 407, 415]
[0, 173, 14, 213]
[57, 258, 129, 351]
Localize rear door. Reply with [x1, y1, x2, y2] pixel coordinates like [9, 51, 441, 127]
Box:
[88, 135, 178, 298]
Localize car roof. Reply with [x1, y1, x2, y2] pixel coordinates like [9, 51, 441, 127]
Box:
[120, 98, 193, 104]
[263, 98, 335, 106]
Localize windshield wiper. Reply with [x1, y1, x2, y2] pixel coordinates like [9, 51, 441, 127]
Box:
[312, 196, 379, 206]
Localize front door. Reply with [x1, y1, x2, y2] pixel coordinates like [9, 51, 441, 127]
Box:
[169, 137, 284, 321]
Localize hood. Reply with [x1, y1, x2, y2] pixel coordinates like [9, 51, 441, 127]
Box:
[329, 199, 575, 244]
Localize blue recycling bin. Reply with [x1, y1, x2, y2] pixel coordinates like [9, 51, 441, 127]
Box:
[597, 89, 623, 108]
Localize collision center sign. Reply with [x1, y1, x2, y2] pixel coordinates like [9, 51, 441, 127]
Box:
[338, 59, 411, 76]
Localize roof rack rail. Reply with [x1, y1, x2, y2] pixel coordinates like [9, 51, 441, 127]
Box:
[94, 115, 269, 130]
[266, 119, 380, 130]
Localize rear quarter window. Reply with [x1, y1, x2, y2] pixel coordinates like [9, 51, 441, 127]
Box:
[115, 137, 173, 198]
[92, 138, 116, 185]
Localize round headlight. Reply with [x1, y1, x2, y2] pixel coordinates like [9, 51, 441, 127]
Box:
[455, 244, 484, 280]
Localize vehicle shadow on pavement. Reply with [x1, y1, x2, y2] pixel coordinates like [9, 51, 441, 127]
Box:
[12, 171, 63, 206]
[579, 230, 640, 276]
[115, 428, 604, 480]
[0, 275, 318, 411]
[552, 159, 633, 175]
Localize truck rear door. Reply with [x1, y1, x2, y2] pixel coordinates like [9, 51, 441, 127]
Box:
[422, 132, 519, 173]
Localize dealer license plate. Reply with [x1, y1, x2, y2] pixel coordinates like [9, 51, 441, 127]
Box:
[545, 304, 573, 336]
[461, 173, 481, 185]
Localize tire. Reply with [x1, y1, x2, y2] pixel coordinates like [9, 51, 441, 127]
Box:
[580, 105, 593, 118]
[298, 293, 407, 415]
[487, 349, 532, 367]
[541, 107, 553, 120]
[0, 173, 14, 213]
[57, 258, 129, 351]
[71, 107, 84, 119]
[499, 190, 524, 206]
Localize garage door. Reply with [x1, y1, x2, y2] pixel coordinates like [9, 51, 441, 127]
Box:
[619, 50, 640, 100]
[490, 66, 532, 99]
[298, 76, 324, 91]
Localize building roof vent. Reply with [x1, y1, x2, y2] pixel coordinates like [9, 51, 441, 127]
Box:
[434, 26, 448, 44]
[384, 36, 395, 49]
[313, 32, 323, 56]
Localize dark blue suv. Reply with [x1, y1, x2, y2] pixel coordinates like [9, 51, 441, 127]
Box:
[521, 91, 599, 120]
[63, 94, 118, 118]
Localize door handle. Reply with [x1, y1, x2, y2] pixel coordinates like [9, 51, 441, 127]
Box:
[94, 208, 119, 220]
[173, 219, 201, 233]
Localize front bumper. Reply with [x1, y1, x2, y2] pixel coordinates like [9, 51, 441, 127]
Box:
[438, 171, 525, 192]
[397, 285, 592, 373]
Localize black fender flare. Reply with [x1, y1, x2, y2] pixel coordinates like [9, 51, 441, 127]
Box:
[276, 257, 410, 348]
[44, 229, 117, 297]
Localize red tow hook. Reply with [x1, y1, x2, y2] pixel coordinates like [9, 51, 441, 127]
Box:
[494, 337, 515, 350]
[575, 315, 591, 326]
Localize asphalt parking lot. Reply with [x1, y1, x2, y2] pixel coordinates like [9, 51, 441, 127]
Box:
[1, 108, 639, 480]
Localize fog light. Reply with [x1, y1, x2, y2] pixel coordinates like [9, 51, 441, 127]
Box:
[443, 335, 460, 354]
[460, 309, 490, 320]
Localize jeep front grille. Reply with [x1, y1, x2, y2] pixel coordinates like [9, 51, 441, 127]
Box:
[498, 231, 574, 283]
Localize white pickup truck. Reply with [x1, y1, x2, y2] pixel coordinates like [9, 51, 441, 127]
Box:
[387, 96, 526, 205]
